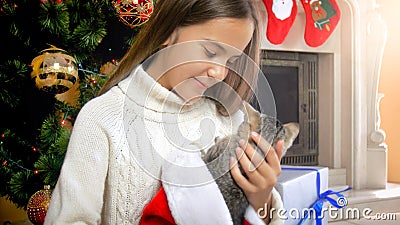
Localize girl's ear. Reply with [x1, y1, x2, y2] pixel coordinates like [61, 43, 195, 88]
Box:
[162, 28, 179, 46]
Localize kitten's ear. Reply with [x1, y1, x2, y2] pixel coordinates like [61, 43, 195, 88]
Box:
[281, 122, 300, 156]
[284, 122, 300, 138]
[243, 102, 261, 132]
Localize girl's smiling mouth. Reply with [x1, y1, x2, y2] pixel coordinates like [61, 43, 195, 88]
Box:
[193, 77, 209, 89]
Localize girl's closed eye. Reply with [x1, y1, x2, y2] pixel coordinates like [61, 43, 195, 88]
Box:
[203, 46, 217, 57]
[203, 45, 241, 65]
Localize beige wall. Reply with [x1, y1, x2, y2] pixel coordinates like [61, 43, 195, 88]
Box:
[379, 0, 400, 183]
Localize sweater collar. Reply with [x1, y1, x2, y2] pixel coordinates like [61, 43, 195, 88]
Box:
[117, 65, 208, 115]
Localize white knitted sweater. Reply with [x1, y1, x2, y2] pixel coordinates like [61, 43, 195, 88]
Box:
[44, 65, 283, 225]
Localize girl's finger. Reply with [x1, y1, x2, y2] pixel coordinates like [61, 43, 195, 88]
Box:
[250, 132, 272, 157]
[250, 132, 281, 172]
[229, 157, 256, 191]
[264, 144, 281, 173]
[235, 146, 263, 178]
[238, 139, 266, 172]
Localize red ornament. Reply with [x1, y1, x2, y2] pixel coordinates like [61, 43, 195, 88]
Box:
[2, 161, 7, 166]
[1, 133, 4, 138]
[32, 146, 37, 152]
[27, 185, 52, 225]
[60, 119, 66, 126]
[113, 0, 154, 28]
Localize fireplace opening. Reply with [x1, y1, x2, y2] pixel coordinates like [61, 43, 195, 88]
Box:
[256, 51, 319, 166]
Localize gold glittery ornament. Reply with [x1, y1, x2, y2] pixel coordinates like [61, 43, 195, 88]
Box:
[31, 46, 79, 94]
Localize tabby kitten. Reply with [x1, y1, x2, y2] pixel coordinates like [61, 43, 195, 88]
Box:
[203, 102, 299, 224]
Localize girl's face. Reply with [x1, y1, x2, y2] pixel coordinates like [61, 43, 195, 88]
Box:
[146, 18, 254, 104]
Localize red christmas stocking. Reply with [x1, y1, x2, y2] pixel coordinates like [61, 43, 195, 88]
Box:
[262, 0, 298, 45]
[301, 0, 341, 47]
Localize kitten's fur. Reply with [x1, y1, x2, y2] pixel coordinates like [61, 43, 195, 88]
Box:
[203, 103, 299, 224]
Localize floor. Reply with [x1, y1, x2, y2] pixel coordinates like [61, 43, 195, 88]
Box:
[328, 183, 400, 224]
[329, 214, 400, 225]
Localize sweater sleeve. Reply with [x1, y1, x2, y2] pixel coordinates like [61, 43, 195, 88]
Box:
[44, 105, 110, 225]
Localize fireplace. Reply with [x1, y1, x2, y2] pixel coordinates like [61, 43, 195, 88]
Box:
[254, 0, 388, 189]
[259, 50, 319, 166]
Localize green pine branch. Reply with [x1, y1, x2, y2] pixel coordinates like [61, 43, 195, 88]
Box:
[0, 130, 41, 208]
[72, 19, 107, 52]
[0, 60, 29, 108]
[8, 171, 41, 209]
[40, 114, 67, 149]
[38, 1, 70, 42]
[34, 153, 65, 187]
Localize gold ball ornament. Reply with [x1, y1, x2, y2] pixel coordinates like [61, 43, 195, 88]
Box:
[113, 0, 154, 28]
[31, 46, 79, 94]
[27, 185, 52, 225]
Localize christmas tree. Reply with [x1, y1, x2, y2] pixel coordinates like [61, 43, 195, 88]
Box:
[0, 0, 153, 209]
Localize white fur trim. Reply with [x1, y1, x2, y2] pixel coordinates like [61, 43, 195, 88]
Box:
[272, 0, 294, 20]
[245, 206, 265, 225]
[244, 188, 284, 225]
[163, 182, 233, 225]
[269, 188, 284, 225]
[161, 150, 233, 225]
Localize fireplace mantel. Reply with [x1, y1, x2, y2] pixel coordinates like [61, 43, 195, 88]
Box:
[256, 0, 388, 189]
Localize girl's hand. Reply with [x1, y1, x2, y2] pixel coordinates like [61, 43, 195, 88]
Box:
[230, 132, 283, 223]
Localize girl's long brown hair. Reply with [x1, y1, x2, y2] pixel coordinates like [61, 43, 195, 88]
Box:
[99, 0, 261, 115]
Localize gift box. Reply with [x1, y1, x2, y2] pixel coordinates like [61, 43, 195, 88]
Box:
[274, 166, 329, 225]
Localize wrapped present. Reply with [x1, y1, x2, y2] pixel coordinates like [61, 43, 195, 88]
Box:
[274, 166, 351, 225]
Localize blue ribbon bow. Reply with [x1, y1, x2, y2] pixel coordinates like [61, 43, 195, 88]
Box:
[281, 167, 352, 225]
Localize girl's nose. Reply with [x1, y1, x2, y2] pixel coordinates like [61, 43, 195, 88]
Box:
[207, 63, 228, 81]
